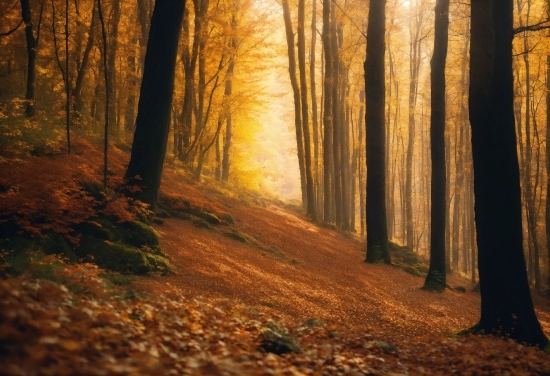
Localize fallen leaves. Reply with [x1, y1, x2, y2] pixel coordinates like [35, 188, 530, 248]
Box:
[2, 268, 550, 375]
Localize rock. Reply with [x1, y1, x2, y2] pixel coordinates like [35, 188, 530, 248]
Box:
[259, 323, 301, 355]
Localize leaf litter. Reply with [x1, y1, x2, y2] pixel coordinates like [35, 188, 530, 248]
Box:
[1, 139, 550, 374]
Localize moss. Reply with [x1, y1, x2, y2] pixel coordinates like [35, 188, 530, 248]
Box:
[100, 272, 135, 286]
[145, 254, 172, 275]
[260, 323, 302, 355]
[194, 210, 222, 225]
[173, 211, 192, 221]
[193, 218, 215, 231]
[41, 234, 78, 262]
[304, 317, 323, 328]
[80, 182, 106, 200]
[0, 237, 34, 275]
[0, 235, 78, 276]
[223, 230, 249, 243]
[119, 220, 160, 247]
[75, 220, 115, 241]
[403, 265, 422, 277]
[422, 270, 446, 292]
[373, 340, 398, 353]
[77, 235, 166, 275]
[219, 213, 235, 225]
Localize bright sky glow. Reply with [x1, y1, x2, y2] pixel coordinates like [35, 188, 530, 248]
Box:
[403, 0, 410, 6]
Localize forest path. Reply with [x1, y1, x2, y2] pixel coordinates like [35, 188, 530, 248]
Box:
[133, 166, 550, 345]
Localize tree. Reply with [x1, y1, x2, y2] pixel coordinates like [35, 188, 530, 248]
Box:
[124, 0, 185, 208]
[20, 0, 44, 117]
[467, 0, 548, 347]
[423, 0, 449, 291]
[365, 0, 390, 264]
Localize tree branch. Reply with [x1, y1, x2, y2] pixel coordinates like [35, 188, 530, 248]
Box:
[514, 20, 550, 35]
[0, 19, 23, 37]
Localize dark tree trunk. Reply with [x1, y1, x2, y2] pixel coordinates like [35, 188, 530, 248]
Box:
[331, 7, 343, 228]
[106, 0, 120, 131]
[72, 4, 96, 115]
[124, 0, 185, 208]
[423, 0, 449, 291]
[546, 0, 550, 296]
[282, 0, 307, 210]
[221, 18, 237, 182]
[405, 7, 422, 249]
[365, 0, 390, 264]
[358, 90, 365, 236]
[310, 0, 320, 215]
[298, 0, 317, 221]
[321, 0, 334, 223]
[468, 0, 547, 347]
[20, 0, 42, 117]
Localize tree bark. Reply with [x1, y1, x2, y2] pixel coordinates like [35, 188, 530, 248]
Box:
[106, 0, 120, 131]
[20, 0, 42, 117]
[423, 0, 449, 291]
[298, 0, 317, 220]
[124, 0, 185, 208]
[72, 4, 96, 114]
[365, 0, 390, 263]
[468, 0, 547, 347]
[282, 0, 307, 211]
[321, 0, 334, 223]
[310, 0, 320, 214]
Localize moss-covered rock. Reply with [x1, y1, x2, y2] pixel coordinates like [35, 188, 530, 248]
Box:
[119, 220, 160, 247]
[219, 213, 235, 225]
[259, 323, 301, 355]
[77, 235, 155, 275]
[223, 230, 249, 243]
[194, 210, 222, 225]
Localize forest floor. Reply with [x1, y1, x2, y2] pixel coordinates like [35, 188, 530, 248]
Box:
[2, 139, 550, 375]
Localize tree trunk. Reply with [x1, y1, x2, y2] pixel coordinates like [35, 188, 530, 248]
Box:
[298, 0, 317, 220]
[281, 0, 307, 210]
[546, 0, 550, 296]
[405, 2, 422, 249]
[468, 0, 547, 347]
[423, 0, 449, 291]
[106, 0, 120, 131]
[365, 0, 390, 264]
[20, 0, 41, 117]
[72, 4, 96, 115]
[124, 0, 185, 208]
[310, 0, 320, 215]
[322, 0, 334, 223]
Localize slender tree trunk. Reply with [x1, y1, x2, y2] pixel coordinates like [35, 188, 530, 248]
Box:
[545, 0, 550, 295]
[282, 0, 307, 210]
[405, 2, 422, 249]
[222, 18, 237, 182]
[298, 0, 317, 220]
[72, 4, 96, 114]
[365, 0, 390, 263]
[124, 0, 185, 208]
[322, 0, 334, 223]
[359, 90, 365, 236]
[468, 0, 547, 347]
[310, 0, 320, 215]
[423, 0, 449, 291]
[106, 0, 120, 132]
[20, 0, 42, 117]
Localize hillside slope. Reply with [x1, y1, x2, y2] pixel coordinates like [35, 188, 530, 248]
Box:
[2, 140, 550, 374]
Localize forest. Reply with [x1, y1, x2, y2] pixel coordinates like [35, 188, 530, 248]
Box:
[2, 0, 550, 373]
